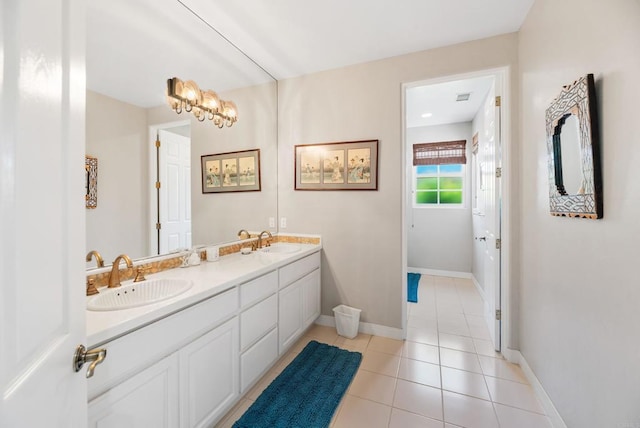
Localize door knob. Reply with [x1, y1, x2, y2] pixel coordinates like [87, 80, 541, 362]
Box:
[476, 236, 487, 241]
[73, 344, 107, 378]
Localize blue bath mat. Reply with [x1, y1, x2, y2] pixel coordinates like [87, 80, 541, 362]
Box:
[408, 273, 421, 303]
[233, 340, 361, 428]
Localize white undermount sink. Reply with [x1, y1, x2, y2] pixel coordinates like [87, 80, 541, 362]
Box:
[87, 278, 193, 311]
[260, 243, 301, 254]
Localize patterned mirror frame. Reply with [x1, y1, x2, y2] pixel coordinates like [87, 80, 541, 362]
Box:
[545, 74, 602, 219]
[85, 155, 97, 209]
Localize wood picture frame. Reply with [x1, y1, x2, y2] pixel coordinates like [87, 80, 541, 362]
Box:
[201, 149, 261, 193]
[295, 140, 378, 190]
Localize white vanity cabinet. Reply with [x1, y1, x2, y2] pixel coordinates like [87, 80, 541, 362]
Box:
[87, 247, 322, 428]
[88, 288, 239, 428]
[278, 252, 321, 354]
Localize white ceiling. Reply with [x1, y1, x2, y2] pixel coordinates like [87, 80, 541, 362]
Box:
[406, 76, 495, 128]
[181, 0, 534, 79]
[87, 0, 533, 107]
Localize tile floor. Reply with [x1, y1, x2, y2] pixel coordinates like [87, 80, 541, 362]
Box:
[216, 275, 553, 428]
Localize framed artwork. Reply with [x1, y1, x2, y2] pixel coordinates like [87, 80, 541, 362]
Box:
[201, 149, 261, 193]
[295, 140, 378, 190]
[85, 155, 97, 209]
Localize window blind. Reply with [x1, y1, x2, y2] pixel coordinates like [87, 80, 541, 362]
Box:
[413, 140, 467, 166]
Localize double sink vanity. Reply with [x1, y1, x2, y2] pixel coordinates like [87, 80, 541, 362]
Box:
[85, 239, 322, 428]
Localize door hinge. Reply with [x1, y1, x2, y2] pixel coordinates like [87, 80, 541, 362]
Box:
[156, 222, 161, 230]
[495, 96, 501, 107]
[155, 181, 161, 189]
[495, 309, 502, 321]
[495, 238, 501, 250]
[495, 167, 502, 178]
[155, 139, 161, 148]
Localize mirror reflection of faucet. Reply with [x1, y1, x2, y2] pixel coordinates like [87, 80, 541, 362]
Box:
[86, 250, 104, 268]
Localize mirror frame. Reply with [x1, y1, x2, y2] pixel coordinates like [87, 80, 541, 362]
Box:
[85, 155, 98, 209]
[545, 74, 602, 219]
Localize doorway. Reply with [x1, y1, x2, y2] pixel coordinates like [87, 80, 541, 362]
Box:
[401, 68, 511, 355]
[148, 120, 192, 255]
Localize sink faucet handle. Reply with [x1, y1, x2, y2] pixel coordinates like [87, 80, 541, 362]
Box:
[86, 278, 99, 296]
[133, 266, 147, 283]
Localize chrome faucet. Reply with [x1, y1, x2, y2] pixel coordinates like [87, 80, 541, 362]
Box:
[108, 254, 133, 288]
[237, 229, 250, 239]
[86, 250, 104, 268]
[257, 230, 273, 249]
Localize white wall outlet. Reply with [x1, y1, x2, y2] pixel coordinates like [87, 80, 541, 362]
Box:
[280, 217, 287, 228]
[269, 217, 275, 228]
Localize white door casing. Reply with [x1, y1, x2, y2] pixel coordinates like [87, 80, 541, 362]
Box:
[482, 81, 502, 351]
[0, 0, 87, 426]
[158, 129, 192, 254]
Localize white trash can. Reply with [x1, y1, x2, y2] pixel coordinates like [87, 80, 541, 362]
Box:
[333, 305, 361, 339]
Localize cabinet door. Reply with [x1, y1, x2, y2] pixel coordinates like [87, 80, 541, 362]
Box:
[180, 317, 239, 428]
[302, 269, 321, 329]
[88, 353, 179, 428]
[278, 281, 303, 353]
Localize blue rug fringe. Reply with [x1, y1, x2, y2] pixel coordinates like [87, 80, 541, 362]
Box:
[408, 273, 421, 303]
[233, 340, 362, 428]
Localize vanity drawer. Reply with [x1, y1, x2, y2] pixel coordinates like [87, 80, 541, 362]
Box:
[88, 287, 238, 400]
[240, 270, 277, 308]
[279, 251, 321, 288]
[240, 327, 278, 393]
[240, 294, 277, 351]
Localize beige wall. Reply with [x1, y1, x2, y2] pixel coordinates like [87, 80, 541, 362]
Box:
[518, 0, 640, 425]
[278, 34, 519, 329]
[86, 91, 149, 263]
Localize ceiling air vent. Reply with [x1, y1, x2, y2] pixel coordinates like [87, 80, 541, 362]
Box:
[456, 93, 471, 102]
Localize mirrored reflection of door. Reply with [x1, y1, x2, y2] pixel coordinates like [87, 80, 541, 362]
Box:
[158, 128, 192, 253]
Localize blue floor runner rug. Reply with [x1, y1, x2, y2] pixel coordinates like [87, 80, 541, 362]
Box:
[233, 340, 362, 428]
[408, 272, 421, 303]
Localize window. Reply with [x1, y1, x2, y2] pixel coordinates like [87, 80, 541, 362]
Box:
[414, 164, 464, 206]
[412, 140, 466, 207]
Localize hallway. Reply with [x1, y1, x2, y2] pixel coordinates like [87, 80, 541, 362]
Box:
[217, 275, 552, 428]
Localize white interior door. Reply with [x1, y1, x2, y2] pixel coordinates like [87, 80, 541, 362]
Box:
[482, 82, 502, 351]
[158, 129, 192, 253]
[0, 0, 87, 425]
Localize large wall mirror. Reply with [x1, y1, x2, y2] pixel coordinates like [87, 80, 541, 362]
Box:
[86, 0, 278, 268]
[545, 74, 602, 219]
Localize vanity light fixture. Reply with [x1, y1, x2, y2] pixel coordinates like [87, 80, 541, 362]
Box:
[166, 77, 238, 128]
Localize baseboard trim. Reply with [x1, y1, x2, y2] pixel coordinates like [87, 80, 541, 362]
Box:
[408, 267, 473, 279]
[513, 350, 567, 428]
[471, 274, 486, 300]
[315, 315, 404, 340]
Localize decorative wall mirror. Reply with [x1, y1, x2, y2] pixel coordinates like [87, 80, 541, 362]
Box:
[545, 74, 602, 219]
